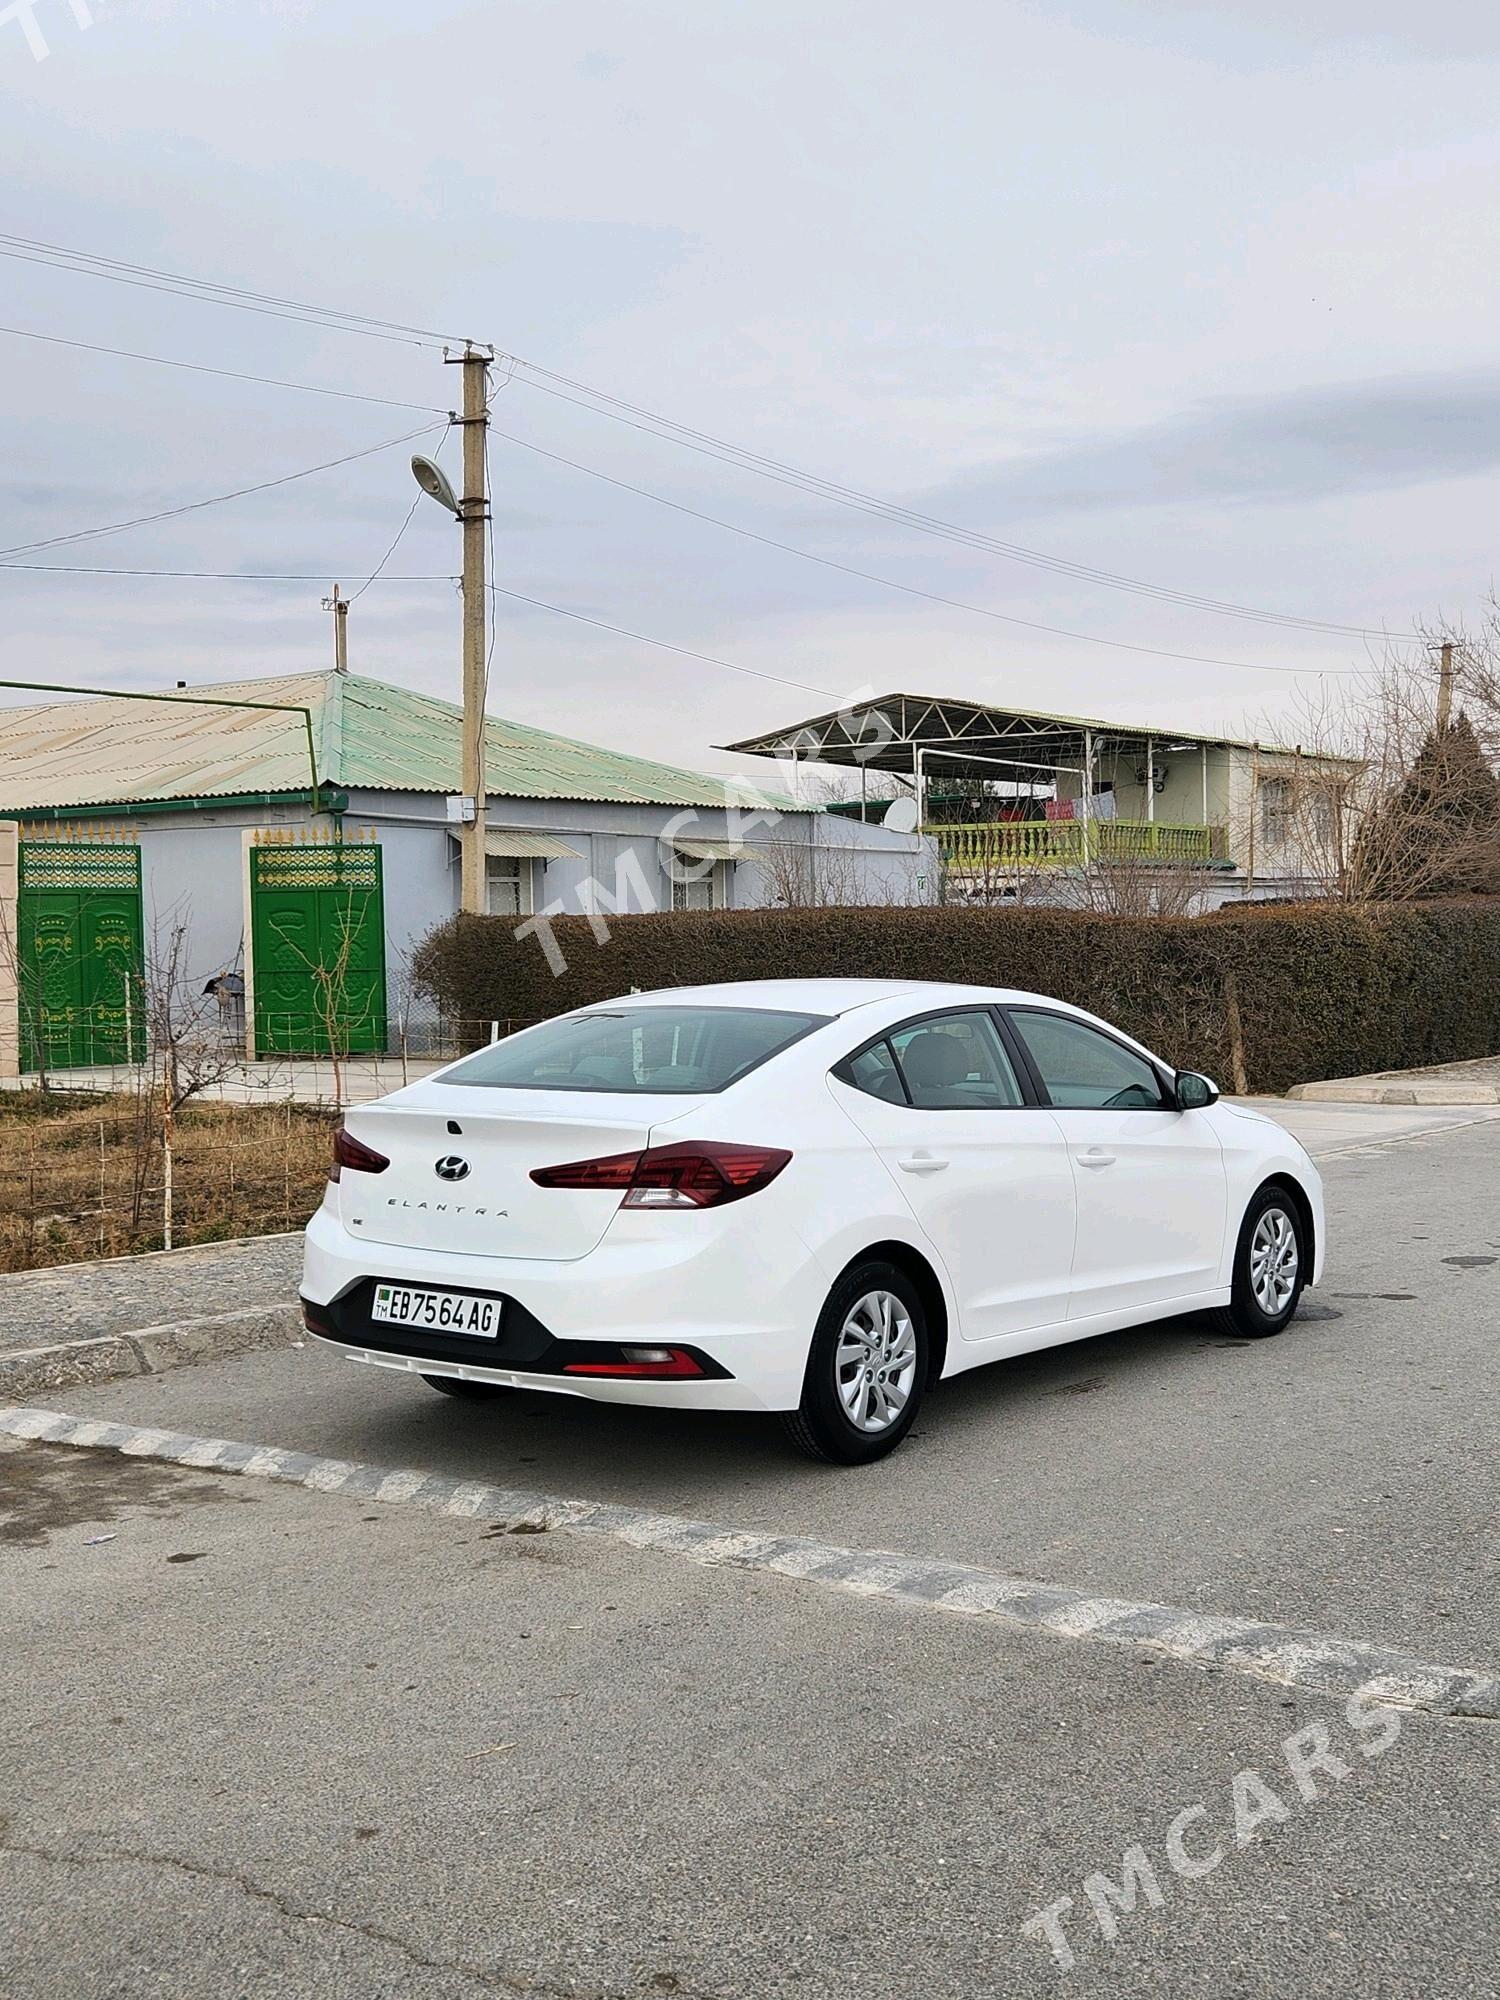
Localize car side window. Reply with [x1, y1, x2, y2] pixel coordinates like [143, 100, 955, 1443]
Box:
[838, 1039, 908, 1105]
[888, 1010, 1025, 1110]
[1009, 1009, 1165, 1110]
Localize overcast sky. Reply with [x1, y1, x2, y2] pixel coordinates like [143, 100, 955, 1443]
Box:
[4, 0, 1499, 780]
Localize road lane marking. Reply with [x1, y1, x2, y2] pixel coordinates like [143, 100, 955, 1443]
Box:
[1308, 1111, 1500, 1160]
[3, 1401, 1495, 1721]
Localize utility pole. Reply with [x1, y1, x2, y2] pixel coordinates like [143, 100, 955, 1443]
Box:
[1436, 640, 1455, 733]
[323, 584, 349, 674]
[445, 345, 492, 914]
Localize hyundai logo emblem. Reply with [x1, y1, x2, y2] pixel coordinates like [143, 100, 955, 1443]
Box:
[434, 1155, 472, 1182]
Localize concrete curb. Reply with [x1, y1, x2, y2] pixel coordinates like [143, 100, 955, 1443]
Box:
[1289, 1079, 1500, 1105]
[0, 1304, 303, 1399]
[4, 1402, 1496, 1722]
[0, 1229, 302, 1274]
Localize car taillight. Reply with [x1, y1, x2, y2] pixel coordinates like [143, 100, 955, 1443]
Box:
[531, 1141, 791, 1209]
[330, 1127, 390, 1181]
[529, 1149, 641, 1191]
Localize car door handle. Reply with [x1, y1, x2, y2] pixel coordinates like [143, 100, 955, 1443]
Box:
[898, 1151, 950, 1174]
[1076, 1148, 1117, 1169]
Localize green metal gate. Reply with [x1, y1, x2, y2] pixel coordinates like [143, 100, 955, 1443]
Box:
[18, 836, 146, 1071]
[249, 836, 387, 1056]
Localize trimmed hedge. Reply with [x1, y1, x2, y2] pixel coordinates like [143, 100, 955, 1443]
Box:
[413, 902, 1500, 1094]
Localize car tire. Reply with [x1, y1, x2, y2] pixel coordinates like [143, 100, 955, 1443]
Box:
[782, 1259, 930, 1465]
[421, 1374, 509, 1402]
[1207, 1185, 1307, 1339]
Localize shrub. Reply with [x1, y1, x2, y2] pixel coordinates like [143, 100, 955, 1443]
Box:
[412, 902, 1500, 1094]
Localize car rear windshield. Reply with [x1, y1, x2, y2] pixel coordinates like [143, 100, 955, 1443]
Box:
[437, 1006, 831, 1094]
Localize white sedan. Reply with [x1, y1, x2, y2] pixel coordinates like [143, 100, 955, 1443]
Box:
[301, 979, 1324, 1463]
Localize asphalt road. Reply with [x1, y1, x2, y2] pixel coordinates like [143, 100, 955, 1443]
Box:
[3, 1100, 1497, 1998]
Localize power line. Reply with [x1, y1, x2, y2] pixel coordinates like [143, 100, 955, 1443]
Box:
[1, 546, 1360, 713]
[347, 496, 425, 605]
[1, 230, 1417, 655]
[502, 361, 1402, 643]
[0, 563, 453, 580]
[0, 543, 1074, 708]
[0, 238, 458, 350]
[0, 233, 457, 339]
[0, 233, 464, 343]
[488, 582, 838, 700]
[0, 420, 447, 560]
[489, 423, 1370, 677]
[482, 421, 498, 706]
[0, 323, 447, 413]
[0, 547, 856, 698]
[2, 545, 1367, 711]
[347, 419, 453, 605]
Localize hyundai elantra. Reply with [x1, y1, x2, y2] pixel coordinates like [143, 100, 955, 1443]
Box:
[301, 979, 1323, 1462]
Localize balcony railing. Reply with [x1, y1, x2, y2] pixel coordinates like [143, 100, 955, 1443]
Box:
[931, 819, 1223, 872]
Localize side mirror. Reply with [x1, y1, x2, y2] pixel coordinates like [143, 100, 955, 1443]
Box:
[1174, 1071, 1220, 1111]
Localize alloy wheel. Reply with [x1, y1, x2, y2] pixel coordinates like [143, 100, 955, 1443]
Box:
[835, 1289, 919, 1433]
[1249, 1206, 1299, 1317]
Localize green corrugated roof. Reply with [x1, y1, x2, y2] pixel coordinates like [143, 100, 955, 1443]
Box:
[0, 670, 808, 814]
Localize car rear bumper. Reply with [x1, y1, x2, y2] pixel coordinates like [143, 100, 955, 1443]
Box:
[300, 1200, 820, 1412]
[306, 1329, 794, 1412]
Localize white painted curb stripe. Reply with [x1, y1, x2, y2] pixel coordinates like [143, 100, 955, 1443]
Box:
[3, 1403, 1495, 1721]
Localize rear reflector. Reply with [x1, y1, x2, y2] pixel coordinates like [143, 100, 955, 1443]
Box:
[330, 1127, 391, 1181]
[562, 1347, 705, 1379]
[532, 1141, 790, 1209]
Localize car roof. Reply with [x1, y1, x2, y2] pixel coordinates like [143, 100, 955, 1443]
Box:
[587, 978, 1050, 1017]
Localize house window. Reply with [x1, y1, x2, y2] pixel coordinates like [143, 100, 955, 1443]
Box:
[1310, 781, 1342, 849]
[670, 851, 723, 911]
[1259, 777, 1292, 846]
[485, 854, 534, 917]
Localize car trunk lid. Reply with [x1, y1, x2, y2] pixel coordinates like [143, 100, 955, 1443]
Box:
[336, 1091, 701, 1262]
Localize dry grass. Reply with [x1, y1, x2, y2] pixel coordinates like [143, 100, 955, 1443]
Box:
[0, 1093, 337, 1272]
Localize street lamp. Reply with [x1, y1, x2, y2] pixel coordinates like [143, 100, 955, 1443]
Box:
[410, 454, 462, 520]
[409, 347, 491, 916]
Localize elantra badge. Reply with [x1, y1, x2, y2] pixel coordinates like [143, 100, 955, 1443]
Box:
[434, 1156, 472, 1182]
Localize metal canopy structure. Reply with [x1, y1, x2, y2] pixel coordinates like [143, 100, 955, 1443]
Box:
[726, 694, 1357, 880]
[721, 692, 1271, 786]
[721, 691, 1312, 873]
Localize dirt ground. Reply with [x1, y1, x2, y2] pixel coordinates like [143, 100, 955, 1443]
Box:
[0, 1092, 336, 1272]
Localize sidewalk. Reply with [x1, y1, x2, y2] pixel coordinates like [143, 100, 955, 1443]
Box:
[0, 1234, 303, 1399]
[1288, 1055, 1500, 1105]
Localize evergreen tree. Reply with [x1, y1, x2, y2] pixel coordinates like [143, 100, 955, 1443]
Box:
[1354, 712, 1500, 898]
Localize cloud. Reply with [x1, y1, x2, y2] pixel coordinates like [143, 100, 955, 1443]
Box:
[924, 372, 1500, 524]
[920, 371, 1500, 519]
[1121, 0, 1500, 61]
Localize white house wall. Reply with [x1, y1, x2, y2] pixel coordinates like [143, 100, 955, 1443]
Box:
[341, 789, 936, 988]
[124, 801, 308, 992]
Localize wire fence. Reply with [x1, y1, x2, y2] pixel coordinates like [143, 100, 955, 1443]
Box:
[0, 1094, 338, 1272]
[0, 1010, 546, 1270]
[6, 1006, 538, 1108]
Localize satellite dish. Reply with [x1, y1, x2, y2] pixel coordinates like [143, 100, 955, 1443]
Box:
[410, 454, 463, 519]
[882, 797, 920, 835]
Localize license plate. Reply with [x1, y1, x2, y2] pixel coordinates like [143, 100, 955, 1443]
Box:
[371, 1284, 502, 1338]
